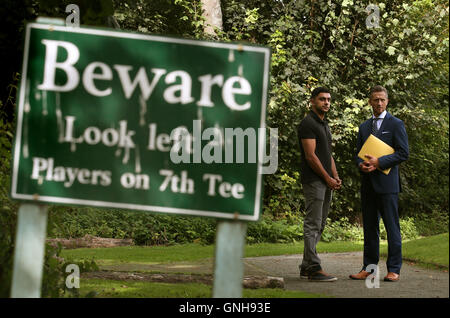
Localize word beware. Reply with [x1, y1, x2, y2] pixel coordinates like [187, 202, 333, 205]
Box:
[37, 40, 252, 111]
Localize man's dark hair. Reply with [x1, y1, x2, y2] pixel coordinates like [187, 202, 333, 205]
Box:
[369, 85, 389, 98]
[311, 87, 331, 99]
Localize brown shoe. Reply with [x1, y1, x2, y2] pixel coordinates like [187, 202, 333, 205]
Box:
[349, 270, 371, 280]
[384, 272, 400, 282]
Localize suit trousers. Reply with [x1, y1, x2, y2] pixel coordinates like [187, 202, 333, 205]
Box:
[300, 180, 332, 273]
[361, 181, 402, 274]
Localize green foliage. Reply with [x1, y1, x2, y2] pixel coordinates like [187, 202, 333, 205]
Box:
[0, 203, 17, 297]
[413, 210, 449, 237]
[219, 0, 449, 221]
[34, 0, 115, 26]
[247, 213, 304, 244]
[263, 170, 302, 217]
[48, 207, 218, 245]
[0, 101, 16, 297]
[113, 0, 205, 38]
[378, 217, 420, 241]
[40, 242, 99, 298]
[321, 217, 363, 242]
[48, 208, 423, 245]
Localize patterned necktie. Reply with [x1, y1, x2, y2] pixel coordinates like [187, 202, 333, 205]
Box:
[372, 118, 379, 135]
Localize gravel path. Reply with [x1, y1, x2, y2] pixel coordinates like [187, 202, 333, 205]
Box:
[244, 252, 449, 298]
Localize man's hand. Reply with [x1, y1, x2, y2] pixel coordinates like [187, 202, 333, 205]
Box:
[359, 161, 374, 173]
[364, 154, 379, 168]
[334, 176, 342, 189]
[326, 176, 342, 190]
[359, 154, 379, 173]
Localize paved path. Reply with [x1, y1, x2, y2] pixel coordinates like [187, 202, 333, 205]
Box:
[244, 252, 449, 298]
[99, 251, 449, 298]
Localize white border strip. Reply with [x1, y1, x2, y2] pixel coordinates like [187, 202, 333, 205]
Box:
[11, 23, 270, 222]
[12, 193, 258, 221]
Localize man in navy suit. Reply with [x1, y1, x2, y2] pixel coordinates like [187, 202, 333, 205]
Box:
[350, 85, 409, 282]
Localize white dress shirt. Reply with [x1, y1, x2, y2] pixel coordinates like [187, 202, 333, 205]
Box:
[372, 110, 387, 131]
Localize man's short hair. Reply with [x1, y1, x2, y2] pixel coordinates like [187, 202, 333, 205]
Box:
[369, 85, 389, 98]
[311, 87, 331, 99]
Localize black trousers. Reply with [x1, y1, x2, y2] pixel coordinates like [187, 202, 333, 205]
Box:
[361, 182, 402, 274]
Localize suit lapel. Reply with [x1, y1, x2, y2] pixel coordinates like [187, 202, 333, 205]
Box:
[363, 119, 372, 141]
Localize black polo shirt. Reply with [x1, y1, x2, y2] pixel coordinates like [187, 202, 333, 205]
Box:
[297, 110, 333, 184]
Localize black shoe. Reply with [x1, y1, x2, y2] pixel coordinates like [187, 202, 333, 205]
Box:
[300, 269, 309, 279]
[309, 270, 338, 282]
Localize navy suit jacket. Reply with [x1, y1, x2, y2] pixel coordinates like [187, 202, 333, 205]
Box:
[356, 112, 409, 194]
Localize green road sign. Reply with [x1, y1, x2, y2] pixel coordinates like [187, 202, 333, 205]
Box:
[11, 22, 271, 221]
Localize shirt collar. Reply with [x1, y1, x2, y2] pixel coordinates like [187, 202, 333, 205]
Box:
[310, 110, 327, 124]
[372, 110, 387, 119]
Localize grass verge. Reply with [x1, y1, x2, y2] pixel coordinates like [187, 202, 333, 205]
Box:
[381, 233, 449, 270]
[61, 234, 448, 270]
[78, 278, 327, 298]
[61, 240, 367, 265]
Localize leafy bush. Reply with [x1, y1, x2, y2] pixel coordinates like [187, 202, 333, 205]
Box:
[0, 108, 17, 297]
[48, 207, 218, 245]
[247, 213, 421, 244]
[0, 202, 17, 297]
[46, 207, 425, 246]
[413, 210, 449, 237]
[321, 217, 364, 242]
[247, 213, 304, 244]
[378, 217, 420, 241]
[263, 170, 303, 218]
[41, 243, 98, 298]
[220, 0, 449, 222]
[399, 217, 420, 241]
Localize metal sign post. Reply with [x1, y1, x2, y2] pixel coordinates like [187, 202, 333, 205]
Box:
[10, 204, 48, 298]
[212, 220, 247, 298]
[10, 18, 64, 299]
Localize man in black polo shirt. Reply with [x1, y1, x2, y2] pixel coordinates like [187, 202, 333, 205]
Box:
[297, 87, 341, 281]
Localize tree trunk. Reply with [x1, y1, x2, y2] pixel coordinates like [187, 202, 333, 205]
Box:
[201, 0, 223, 35]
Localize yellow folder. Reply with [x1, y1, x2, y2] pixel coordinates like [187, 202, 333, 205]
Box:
[358, 134, 394, 175]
